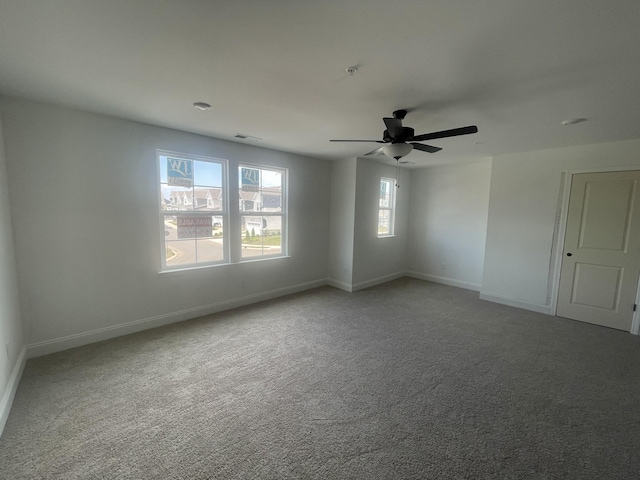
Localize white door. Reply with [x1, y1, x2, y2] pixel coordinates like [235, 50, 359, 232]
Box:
[556, 171, 640, 331]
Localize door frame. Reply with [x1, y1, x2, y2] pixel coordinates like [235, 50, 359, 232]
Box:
[549, 165, 640, 335]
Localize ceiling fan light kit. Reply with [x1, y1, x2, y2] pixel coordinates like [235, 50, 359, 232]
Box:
[330, 109, 478, 160]
[382, 143, 413, 160]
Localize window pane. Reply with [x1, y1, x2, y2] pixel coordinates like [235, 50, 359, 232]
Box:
[378, 210, 391, 235]
[378, 177, 395, 236]
[196, 236, 224, 263]
[238, 166, 284, 215]
[164, 214, 198, 266]
[241, 215, 282, 258]
[261, 170, 282, 214]
[193, 215, 224, 263]
[262, 169, 282, 188]
[240, 191, 259, 213]
[166, 239, 197, 266]
[261, 189, 282, 213]
[161, 185, 192, 211]
[263, 216, 282, 246]
[379, 180, 392, 208]
[193, 187, 223, 211]
[194, 161, 222, 187]
[163, 213, 225, 268]
[163, 214, 176, 236]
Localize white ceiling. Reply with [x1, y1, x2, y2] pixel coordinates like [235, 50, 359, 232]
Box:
[1, 0, 640, 167]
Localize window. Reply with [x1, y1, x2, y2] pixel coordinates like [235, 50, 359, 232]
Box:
[378, 177, 396, 236]
[157, 152, 288, 271]
[239, 165, 286, 259]
[158, 152, 227, 269]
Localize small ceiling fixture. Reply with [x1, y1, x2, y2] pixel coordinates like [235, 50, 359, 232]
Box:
[346, 66, 358, 76]
[193, 102, 212, 111]
[561, 118, 587, 126]
[234, 133, 262, 141]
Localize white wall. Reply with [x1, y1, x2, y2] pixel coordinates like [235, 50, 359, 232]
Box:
[328, 158, 356, 289]
[407, 159, 492, 291]
[481, 139, 640, 313]
[0, 113, 25, 434]
[351, 158, 410, 288]
[0, 97, 331, 356]
[327, 157, 410, 291]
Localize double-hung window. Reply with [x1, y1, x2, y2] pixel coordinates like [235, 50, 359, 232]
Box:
[158, 152, 227, 269]
[158, 151, 288, 271]
[239, 165, 286, 259]
[377, 177, 396, 237]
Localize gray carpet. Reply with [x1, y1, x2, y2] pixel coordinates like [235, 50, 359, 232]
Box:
[1, 278, 640, 479]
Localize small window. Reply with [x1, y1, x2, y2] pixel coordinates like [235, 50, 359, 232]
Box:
[239, 165, 287, 259]
[158, 152, 227, 269]
[378, 177, 396, 237]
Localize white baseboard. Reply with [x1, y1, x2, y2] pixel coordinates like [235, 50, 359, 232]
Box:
[26, 279, 328, 359]
[0, 346, 26, 438]
[326, 278, 353, 292]
[351, 271, 406, 292]
[406, 271, 482, 292]
[631, 312, 639, 335]
[327, 272, 406, 293]
[479, 292, 552, 315]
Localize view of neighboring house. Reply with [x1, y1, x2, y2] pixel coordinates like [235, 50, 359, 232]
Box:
[240, 186, 282, 236]
[163, 188, 223, 211]
[239, 186, 281, 212]
[161, 186, 283, 236]
[162, 186, 281, 214]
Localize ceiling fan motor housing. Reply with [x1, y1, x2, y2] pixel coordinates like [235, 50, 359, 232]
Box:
[384, 126, 415, 143]
[403, 126, 414, 141]
[393, 109, 408, 120]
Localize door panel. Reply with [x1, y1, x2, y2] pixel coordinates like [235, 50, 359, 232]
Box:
[578, 181, 633, 251]
[570, 263, 622, 310]
[556, 171, 640, 331]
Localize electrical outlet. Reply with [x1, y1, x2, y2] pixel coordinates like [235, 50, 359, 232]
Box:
[5, 343, 10, 360]
[240, 279, 246, 288]
[440, 263, 447, 272]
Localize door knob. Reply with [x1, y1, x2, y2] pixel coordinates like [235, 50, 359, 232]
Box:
[566, 253, 573, 257]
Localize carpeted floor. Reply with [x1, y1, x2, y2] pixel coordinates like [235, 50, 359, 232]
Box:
[1, 278, 640, 479]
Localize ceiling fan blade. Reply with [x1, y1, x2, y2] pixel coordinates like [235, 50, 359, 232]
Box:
[330, 139, 385, 143]
[383, 117, 403, 138]
[411, 125, 478, 142]
[410, 143, 442, 153]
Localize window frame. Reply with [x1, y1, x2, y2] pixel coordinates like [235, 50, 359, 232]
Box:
[377, 177, 396, 237]
[156, 151, 289, 273]
[157, 150, 229, 271]
[238, 163, 288, 262]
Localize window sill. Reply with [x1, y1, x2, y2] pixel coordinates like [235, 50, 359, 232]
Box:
[158, 255, 290, 275]
[238, 255, 291, 264]
[158, 263, 228, 275]
[377, 234, 397, 239]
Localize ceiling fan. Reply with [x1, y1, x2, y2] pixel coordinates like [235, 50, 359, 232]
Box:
[330, 109, 478, 160]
